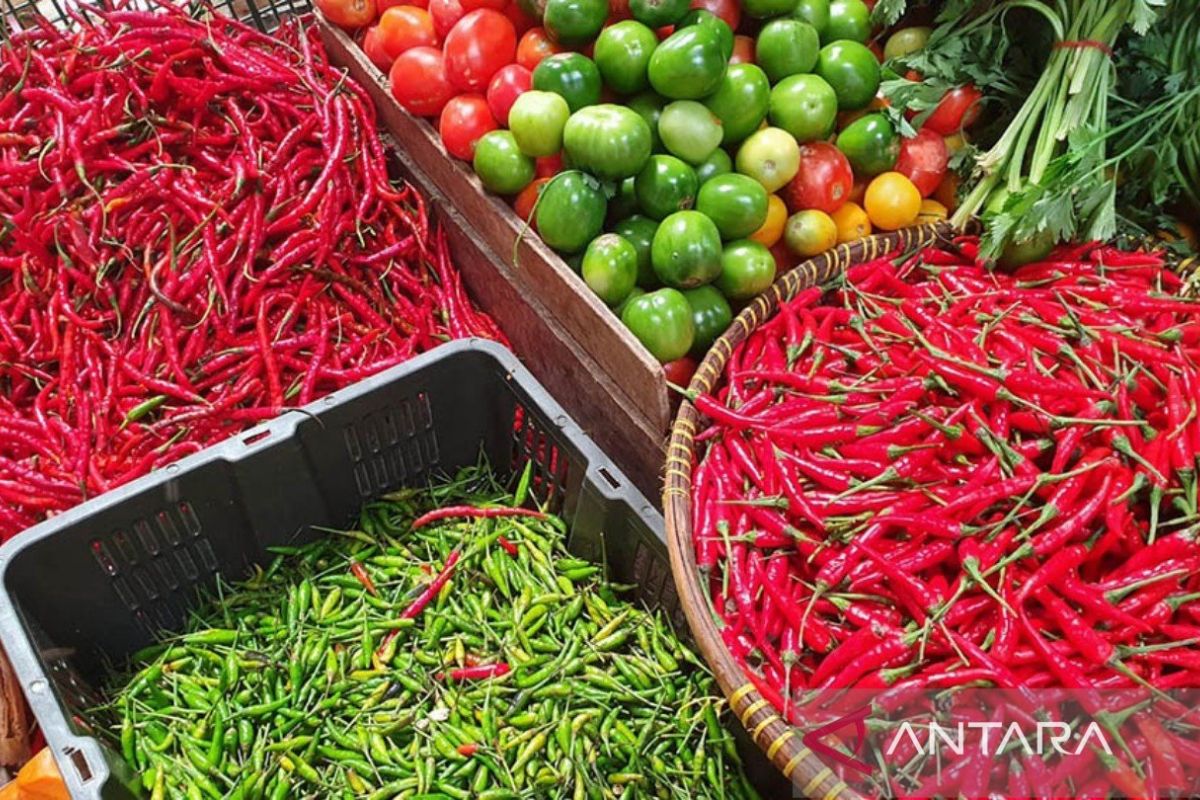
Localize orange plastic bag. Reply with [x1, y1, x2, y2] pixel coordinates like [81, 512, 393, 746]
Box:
[0, 748, 69, 800]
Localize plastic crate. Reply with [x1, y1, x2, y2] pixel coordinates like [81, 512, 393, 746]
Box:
[0, 0, 307, 39]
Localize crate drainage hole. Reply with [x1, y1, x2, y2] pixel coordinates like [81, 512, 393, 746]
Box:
[66, 748, 93, 782]
[243, 429, 271, 446]
[598, 467, 620, 490]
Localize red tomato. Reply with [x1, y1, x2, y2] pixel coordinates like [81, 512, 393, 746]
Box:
[609, 0, 630, 17]
[375, 6, 438, 58]
[439, 94, 499, 159]
[663, 356, 698, 387]
[380, 0, 423, 11]
[923, 85, 983, 135]
[443, 9, 517, 92]
[769, 241, 793, 273]
[430, 0, 466, 38]
[895, 128, 948, 197]
[536, 153, 563, 178]
[516, 27, 564, 71]
[316, 0, 376, 29]
[784, 142, 854, 214]
[362, 26, 393, 70]
[460, 0, 506, 9]
[390, 47, 457, 116]
[502, 0, 538, 33]
[485, 64, 532, 126]
[730, 35, 754, 65]
[513, 176, 551, 222]
[689, 0, 739, 32]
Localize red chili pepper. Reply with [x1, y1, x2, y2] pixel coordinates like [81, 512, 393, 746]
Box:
[445, 663, 510, 681]
[410, 506, 546, 530]
[495, 536, 519, 558]
[349, 561, 379, 597]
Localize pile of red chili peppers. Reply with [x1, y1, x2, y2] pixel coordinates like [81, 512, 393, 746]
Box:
[691, 238, 1200, 796]
[0, 5, 500, 537]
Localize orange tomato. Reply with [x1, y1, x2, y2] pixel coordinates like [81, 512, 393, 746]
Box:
[748, 194, 788, 248]
[317, 0, 377, 28]
[864, 172, 921, 230]
[380, 0, 423, 10]
[730, 35, 755, 65]
[516, 27, 564, 71]
[513, 176, 551, 223]
[376, 6, 438, 58]
[933, 171, 959, 212]
[831, 201, 872, 243]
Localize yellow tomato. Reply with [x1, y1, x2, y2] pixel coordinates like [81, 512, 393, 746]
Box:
[831, 201, 871, 243]
[917, 198, 948, 224]
[748, 194, 788, 248]
[864, 171, 921, 231]
[784, 210, 838, 257]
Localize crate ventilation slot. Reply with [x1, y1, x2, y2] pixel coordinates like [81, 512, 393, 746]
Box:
[511, 405, 569, 511]
[343, 392, 438, 497]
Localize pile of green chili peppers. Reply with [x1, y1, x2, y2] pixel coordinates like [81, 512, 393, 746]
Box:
[106, 466, 760, 800]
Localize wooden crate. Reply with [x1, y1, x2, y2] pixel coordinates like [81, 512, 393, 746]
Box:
[318, 18, 671, 503]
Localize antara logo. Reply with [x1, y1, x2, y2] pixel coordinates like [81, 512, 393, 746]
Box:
[884, 720, 1114, 758]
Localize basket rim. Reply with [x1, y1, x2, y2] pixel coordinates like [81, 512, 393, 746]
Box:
[662, 222, 959, 799]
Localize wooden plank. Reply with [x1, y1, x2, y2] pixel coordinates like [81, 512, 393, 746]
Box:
[317, 17, 671, 442]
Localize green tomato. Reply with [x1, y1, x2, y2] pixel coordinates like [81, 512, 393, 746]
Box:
[611, 215, 660, 286]
[647, 25, 728, 100]
[682, 284, 732, 356]
[756, 19, 819, 82]
[815, 40, 880, 110]
[614, 285, 647, 316]
[742, 0, 798, 19]
[621, 288, 695, 362]
[627, 91, 667, 152]
[735, 127, 801, 193]
[536, 172, 607, 253]
[676, 9, 733, 60]
[543, 0, 608, 45]
[997, 229, 1057, 270]
[658, 100, 723, 164]
[582, 233, 639, 304]
[703, 63, 770, 146]
[608, 176, 639, 223]
[768, 73, 838, 143]
[695, 147, 733, 185]
[594, 21, 658, 95]
[651, 210, 723, 288]
[563, 104, 653, 181]
[630, 0, 689, 28]
[508, 91, 571, 157]
[791, 0, 829, 37]
[715, 240, 777, 300]
[532, 53, 602, 113]
[884, 26, 931, 60]
[836, 112, 899, 176]
[824, 0, 870, 43]
[473, 131, 535, 195]
[695, 173, 768, 240]
[634, 154, 698, 220]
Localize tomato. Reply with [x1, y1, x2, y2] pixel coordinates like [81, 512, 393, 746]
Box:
[362, 26, 393, 70]
[498, 93, 564, 161]
[582, 234, 639, 304]
[486, 64, 532, 126]
[532, 52, 602, 112]
[390, 47, 457, 116]
[603, 177, 636, 222]
[894, 128, 947, 197]
[563, 104, 653, 180]
[615, 286, 646, 315]
[515, 0, 548, 23]
[536, 153, 564, 177]
[742, 0, 797, 19]
[782, 142, 853, 216]
[923, 84, 983, 135]
[516, 27, 564, 70]
[676, 10, 732, 59]
[883, 26, 930, 60]
[695, 147, 732, 185]
[473, 130, 535, 194]
[756, 19, 819, 83]
[443, 10, 516, 92]
[703, 63, 769, 146]
[503, 0, 538, 30]
[652, 210, 723, 288]
[830, 199, 870, 242]
[430, 0, 466, 37]
[627, 91, 666, 152]
[635, 155, 698, 220]
[381, 0, 422, 12]
[917, 197, 948, 224]
[815, 40, 879, 110]
[376, 5, 438, 57]
[836, 112, 898, 176]
[791, 0, 829, 37]
[513, 176, 552, 221]
[696, 174, 768, 240]
[460, 0, 506, 9]
[736, 127, 801, 193]
[621, 288, 695, 362]
[544, 0, 607, 43]
[647, 25, 728, 100]
[863, 171, 920, 230]
[932, 171, 958, 211]
[594, 20, 658, 95]
[682, 285, 731, 355]
[715, 240, 775, 299]
[611, 215, 660, 285]
[439, 94, 499, 160]
[748, 193, 787, 247]
[688, 0, 739, 33]
[631, 0, 689, 28]
[997, 229, 1055, 271]
[730, 35, 755, 65]
[659, 100, 723, 164]
[823, 0, 869, 43]
[536, 172, 607, 252]
[768, 74, 838, 144]
[317, 0, 376, 29]
[662, 354, 698, 385]
[784, 209, 837, 256]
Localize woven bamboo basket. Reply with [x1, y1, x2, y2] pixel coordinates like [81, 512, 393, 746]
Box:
[662, 222, 958, 798]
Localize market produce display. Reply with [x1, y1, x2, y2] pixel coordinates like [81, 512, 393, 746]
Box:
[686, 238, 1200, 795]
[106, 465, 758, 799]
[328, 0, 970, 365]
[0, 6, 499, 539]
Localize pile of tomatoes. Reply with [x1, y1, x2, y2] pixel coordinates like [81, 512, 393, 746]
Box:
[318, 0, 983, 371]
